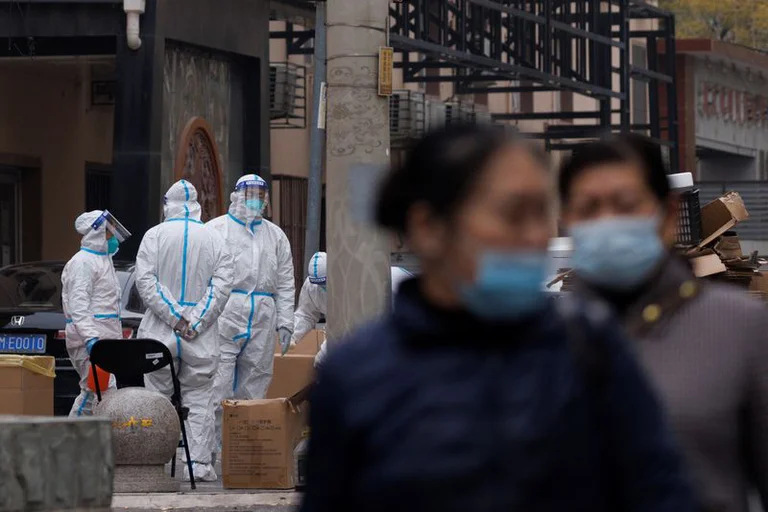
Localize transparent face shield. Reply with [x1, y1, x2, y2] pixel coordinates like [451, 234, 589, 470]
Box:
[236, 179, 269, 216]
[91, 210, 132, 242]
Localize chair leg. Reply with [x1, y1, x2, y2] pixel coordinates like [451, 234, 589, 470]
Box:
[179, 413, 196, 490]
[171, 451, 177, 478]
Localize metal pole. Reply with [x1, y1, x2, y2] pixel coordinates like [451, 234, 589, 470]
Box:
[303, 0, 327, 275]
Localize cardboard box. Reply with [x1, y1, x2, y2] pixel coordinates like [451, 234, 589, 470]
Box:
[275, 329, 324, 356]
[700, 192, 749, 247]
[690, 251, 727, 278]
[222, 390, 309, 489]
[267, 329, 320, 399]
[0, 355, 55, 416]
[267, 354, 315, 399]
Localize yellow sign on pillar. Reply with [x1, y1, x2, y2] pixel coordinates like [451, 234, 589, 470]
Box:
[378, 46, 394, 97]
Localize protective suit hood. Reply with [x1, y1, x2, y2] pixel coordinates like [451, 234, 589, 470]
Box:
[228, 174, 268, 233]
[164, 180, 203, 222]
[76, 210, 109, 254]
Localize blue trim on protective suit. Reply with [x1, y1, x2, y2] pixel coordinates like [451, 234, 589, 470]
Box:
[179, 301, 198, 307]
[192, 281, 214, 332]
[313, 253, 319, 279]
[166, 218, 204, 225]
[227, 213, 262, 231]
[81, 247, 107, 256]
[175, 333, 182, 364]
[233, 292, 258, 393]
[180, 180, 192, 303]
[227, 213, 245, 226]
[94, 313, 119, 319]
[77, 391, 92, 416]
[156, 282, 182, 319]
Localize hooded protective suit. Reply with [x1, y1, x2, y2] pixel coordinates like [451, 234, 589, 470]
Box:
[135, 180, 234, 482]
[292, 252, 328, 366]
[61, 210, 122, 417]
[208, 175, 295, 451]
[292, 278, 327, 345]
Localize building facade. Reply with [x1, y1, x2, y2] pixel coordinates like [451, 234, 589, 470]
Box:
[0, 0, 271, 264]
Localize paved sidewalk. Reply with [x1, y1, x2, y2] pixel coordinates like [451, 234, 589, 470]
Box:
[112, 491, 300, 511]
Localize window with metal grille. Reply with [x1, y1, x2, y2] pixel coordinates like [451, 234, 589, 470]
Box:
[271, 175, 327, 302]
[85, 164, 112, 211]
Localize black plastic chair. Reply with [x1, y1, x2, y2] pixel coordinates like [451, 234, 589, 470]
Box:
[89, 338, 196, 490]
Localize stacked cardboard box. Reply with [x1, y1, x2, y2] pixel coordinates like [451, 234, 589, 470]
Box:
[221, 329, 321, 490]
[684, 191, 768, 300]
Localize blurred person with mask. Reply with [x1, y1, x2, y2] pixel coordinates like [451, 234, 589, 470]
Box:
[291, 252, 328, 367]
[208, 174, 295, 459]
[135, 180, 234, 482]
[300, 125, 696, 512]
[62, 210, 130, 417]
[560, 135, 768, 512]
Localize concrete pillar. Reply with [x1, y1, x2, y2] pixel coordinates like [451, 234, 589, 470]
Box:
[325, 0, 392, 342]
[0, 416, 113, 511]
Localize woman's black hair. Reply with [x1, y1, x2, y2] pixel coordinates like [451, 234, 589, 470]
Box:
[558, 133, 671, 205]
[376, 124, 542, 234]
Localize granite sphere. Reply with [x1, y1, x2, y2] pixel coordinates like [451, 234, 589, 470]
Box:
[95, 387, 180, 465]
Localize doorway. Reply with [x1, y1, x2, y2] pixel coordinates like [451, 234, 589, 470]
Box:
[0, 170, 20, 267]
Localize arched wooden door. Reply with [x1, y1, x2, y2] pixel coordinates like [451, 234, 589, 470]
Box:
[173, 117, 225, 222]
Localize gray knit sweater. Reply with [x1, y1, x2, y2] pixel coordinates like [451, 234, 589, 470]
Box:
[586, 258, 768, 512]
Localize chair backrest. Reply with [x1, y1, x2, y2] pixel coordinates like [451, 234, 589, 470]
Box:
[90, 338, 174, 377]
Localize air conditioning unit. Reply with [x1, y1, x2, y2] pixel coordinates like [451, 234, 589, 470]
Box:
[426, 99, 447, 131]
[270, 63, 299, 120]
[390, 90, 426, 143]
[445, 101, 462, 125]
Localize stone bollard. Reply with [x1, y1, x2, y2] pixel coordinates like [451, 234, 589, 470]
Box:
[95, 387, 181, 493]
[0, 416, 113, 512]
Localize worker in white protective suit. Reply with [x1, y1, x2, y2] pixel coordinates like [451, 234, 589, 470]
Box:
[135, 180, 234, 482]
[291, 252, 329, 368]
[62, 210, 131, 417]
[208, 174, 295, 455]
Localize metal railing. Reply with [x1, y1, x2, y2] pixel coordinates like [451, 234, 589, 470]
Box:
[697, 181, 768, 240]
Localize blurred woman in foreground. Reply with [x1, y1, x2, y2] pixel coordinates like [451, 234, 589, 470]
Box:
[300, 125, 695, 512]
[560, 135, 768, 512]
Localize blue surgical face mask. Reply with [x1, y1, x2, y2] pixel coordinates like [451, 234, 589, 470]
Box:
[459, 251, 548, 321]
[569, 216, 665, 290]
[107, 236, 120, 255]
[245, 198, 265, 213]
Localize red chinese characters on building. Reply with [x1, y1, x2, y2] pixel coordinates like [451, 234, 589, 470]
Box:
[699, 81, 768, 127]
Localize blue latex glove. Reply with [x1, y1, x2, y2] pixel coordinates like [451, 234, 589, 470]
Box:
[278, 327, 293, 356]
[85, 338, 99, 355]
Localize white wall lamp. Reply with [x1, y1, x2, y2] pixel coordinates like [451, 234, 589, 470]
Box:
[124, 0, 146, 51]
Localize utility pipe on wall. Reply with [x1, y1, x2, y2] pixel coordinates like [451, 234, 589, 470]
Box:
[123, 0, 146, 50]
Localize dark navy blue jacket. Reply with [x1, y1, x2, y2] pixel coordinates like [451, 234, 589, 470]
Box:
[300, 279, 696, 512]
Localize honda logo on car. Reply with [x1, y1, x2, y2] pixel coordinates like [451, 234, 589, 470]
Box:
[10, 315, 24, 326]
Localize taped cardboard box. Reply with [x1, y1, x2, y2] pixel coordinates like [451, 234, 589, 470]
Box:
[0, 355, 55, 415]
[222, 387, 310, 489]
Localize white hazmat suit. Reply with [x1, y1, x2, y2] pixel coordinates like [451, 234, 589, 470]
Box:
[208, 175, 295, 452]
[61, 210, 123, 417]
[135, 180, 234, 482]
[291, 252, 328, 367]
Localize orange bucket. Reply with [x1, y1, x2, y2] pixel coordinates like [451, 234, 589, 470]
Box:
[87, 364, 111, 392]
